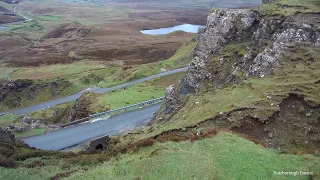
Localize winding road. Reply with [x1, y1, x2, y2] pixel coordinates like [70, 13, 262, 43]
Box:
[3, 67, 187, 115]
[14, 6, 33, 21]
[23, 104, 161, 150]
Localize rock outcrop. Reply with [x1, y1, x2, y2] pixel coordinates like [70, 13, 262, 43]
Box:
[70, 92, 110, 121]
[162, 7, 320, 115]
[0, 79, 74, 109]
[0, 127, 15, 143]
[181, 9, 258, 93]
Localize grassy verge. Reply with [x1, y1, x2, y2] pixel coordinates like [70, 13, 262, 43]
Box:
[67, 132, 320, 180]
[0, 114, 19, 127]
[98, 73, 184, 109]
[13, 128, 46, 138]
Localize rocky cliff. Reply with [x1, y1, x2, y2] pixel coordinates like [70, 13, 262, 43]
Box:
[155, 0, 320, 153]
[163, 1, 320, 114]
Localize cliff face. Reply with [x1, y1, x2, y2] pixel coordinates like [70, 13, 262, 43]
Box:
[155, 1, 320, 153]
[164, 4, 320, 114]
[183, 11, 319, 93]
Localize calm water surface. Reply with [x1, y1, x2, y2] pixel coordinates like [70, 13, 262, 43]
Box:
[141, 24, 205, 35]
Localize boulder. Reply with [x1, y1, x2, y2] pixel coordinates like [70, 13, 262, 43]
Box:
[0, 127, 15, 143]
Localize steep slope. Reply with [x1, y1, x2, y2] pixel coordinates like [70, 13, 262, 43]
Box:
[152, 0, 320, 153]
[105, 0, 320, 155]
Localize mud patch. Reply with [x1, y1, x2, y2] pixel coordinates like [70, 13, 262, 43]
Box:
[232, 117, 269, 142]
[215, 94, 320, 153]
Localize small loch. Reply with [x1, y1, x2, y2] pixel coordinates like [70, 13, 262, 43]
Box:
[140, 24, 205, 35]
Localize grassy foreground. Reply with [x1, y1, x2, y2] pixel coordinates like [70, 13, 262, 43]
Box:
[1, 132, 318, 180]
[67, 132, 319, 180]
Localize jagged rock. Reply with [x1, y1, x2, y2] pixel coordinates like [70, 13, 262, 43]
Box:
[163, 85, 177, 114]
[0, 127, 15, 143]
[9, 124, 30, 133]
[181, 9, 258, 93]
[70, 92, 110, 121]
[160, 8, 320, 116]
[248, 20, 319, 77]
[20, 116, 34, 124]
[19, 116, 41, 128]
[0, 79, 32, 102]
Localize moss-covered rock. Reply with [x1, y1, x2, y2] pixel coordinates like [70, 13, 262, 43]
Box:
[70, 92, 110, 121]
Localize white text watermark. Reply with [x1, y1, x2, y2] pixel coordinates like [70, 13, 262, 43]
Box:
[273, 171, 313, 176]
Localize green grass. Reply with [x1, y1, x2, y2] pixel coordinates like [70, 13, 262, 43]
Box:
[13, 128, 46, 138]
[0, 114, 18, 127]
[23, 72, 183, 123]
[0, 156, 84, 180]
[28, 102, 74, 120]
[258, 0, 320, 16]
[99, 85, 165, 109]
[0, 168, 40, 180]
[9, 60, 107, 80]
[93, 73, 184, 110]
[7, 20, 43, 32]
[67, 132, 320, 180]
[0, 64, 20, 80]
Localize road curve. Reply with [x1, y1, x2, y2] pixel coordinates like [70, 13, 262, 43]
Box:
[3, 67, 187, 115]
[23, 104, 161, 150]
[14, 6, 33, 21]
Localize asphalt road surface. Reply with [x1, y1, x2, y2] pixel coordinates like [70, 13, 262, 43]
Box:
[23, 104, 161, 150]
[3, 67, 187, 115]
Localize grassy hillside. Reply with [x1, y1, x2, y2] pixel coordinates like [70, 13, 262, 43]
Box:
[69, 132, 319, 179]
[0, 39, 195, 111]
[1, 1, 319, 180]
[1, 132, 319, 179]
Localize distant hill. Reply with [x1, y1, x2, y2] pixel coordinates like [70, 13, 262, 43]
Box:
[0, 6, 21, 24]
